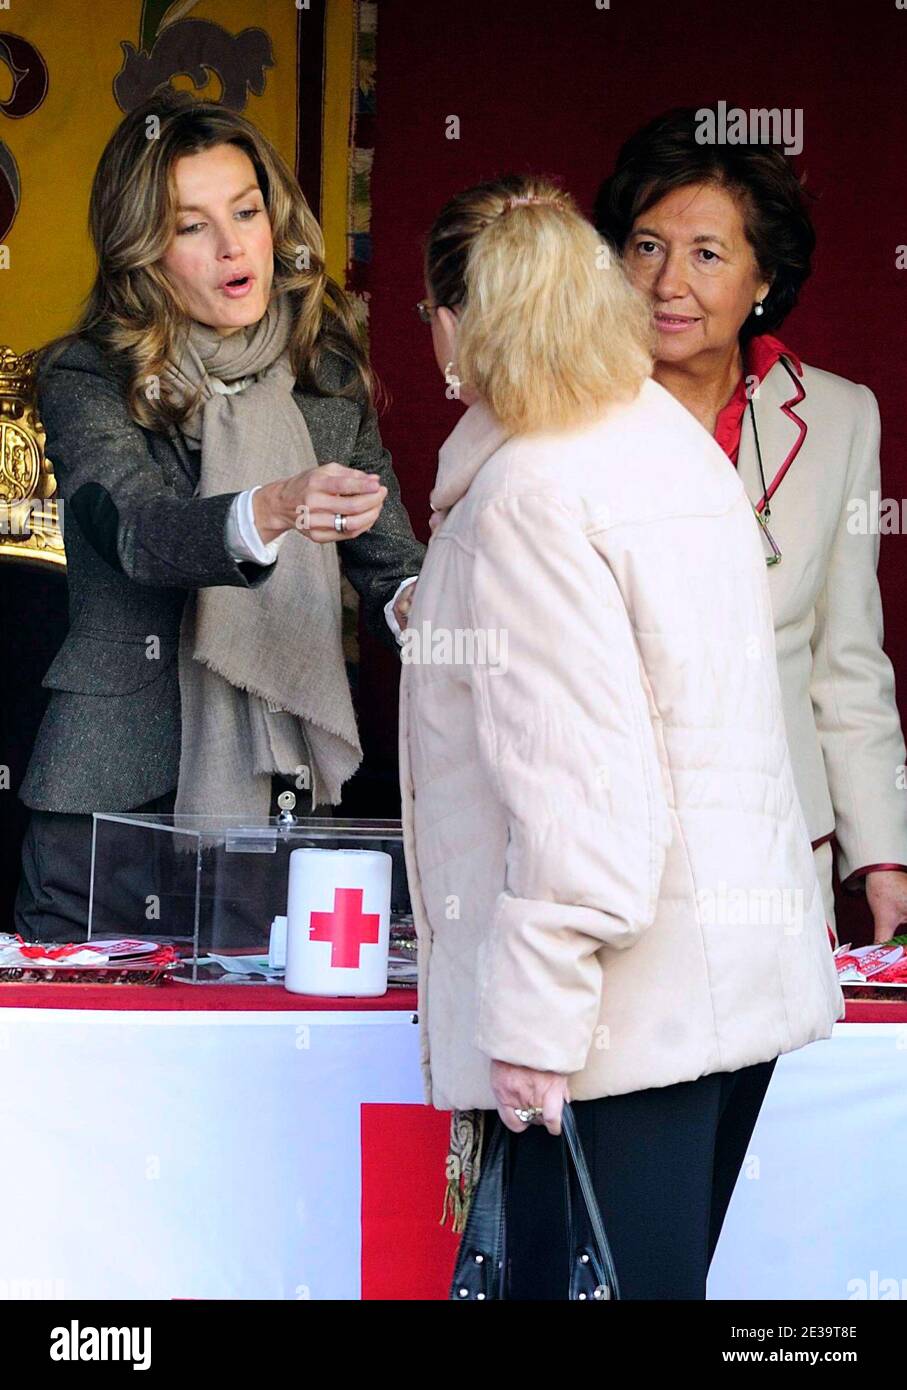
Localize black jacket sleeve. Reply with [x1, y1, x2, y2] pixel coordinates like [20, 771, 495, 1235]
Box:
[38, 349, 275, 592]
[337, 393, 426, 650]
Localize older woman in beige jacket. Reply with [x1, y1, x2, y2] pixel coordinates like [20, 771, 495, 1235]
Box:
[398, 175, 843, 1300]
[596, 107, 907, 945]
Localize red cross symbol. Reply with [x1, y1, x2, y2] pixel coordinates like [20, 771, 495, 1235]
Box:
[309, 887, 381, 968]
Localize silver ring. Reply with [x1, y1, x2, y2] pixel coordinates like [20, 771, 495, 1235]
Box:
[513, 1106, 543, 1124]
[333, 512, 347, 533]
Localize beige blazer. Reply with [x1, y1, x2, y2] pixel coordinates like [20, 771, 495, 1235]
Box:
[399, 380, 843, 1112]
[737, 357, 907, 882]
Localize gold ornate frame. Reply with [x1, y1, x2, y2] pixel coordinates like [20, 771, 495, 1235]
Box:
[0, 346, 65, 571]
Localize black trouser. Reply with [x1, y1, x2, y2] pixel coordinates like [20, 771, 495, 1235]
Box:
[13, 777, 320, 943]
[14, 790, 180, 943]
[486, 1056, 777, 1300]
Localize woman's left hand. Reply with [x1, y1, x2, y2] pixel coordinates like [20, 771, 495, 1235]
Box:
[865, 869, 907, 944]
[491, 1059, 571, 1136]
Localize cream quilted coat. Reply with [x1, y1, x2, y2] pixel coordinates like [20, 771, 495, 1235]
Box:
[398, 378, 845, 1112]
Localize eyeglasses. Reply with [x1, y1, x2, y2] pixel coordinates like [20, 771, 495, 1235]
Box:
[747, 397, 781, 566]
[755, 505, 782, 566]
[415, 299, 437, 324]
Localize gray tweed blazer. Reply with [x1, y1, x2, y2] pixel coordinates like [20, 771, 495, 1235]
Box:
[19, 335, 426, 814]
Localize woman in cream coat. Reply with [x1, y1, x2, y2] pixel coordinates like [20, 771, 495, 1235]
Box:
[595, 107, 907, 943]
[399, 175, 843, 1300]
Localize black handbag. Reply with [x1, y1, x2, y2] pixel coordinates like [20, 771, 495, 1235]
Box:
[449, 1103, 621, 1300]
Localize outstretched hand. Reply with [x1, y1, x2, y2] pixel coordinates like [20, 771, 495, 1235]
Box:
[253, 461, 387, 545]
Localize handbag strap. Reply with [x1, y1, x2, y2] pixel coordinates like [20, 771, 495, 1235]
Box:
[562, 1103, 621, 1299]
[450, 1102, 621, 1300]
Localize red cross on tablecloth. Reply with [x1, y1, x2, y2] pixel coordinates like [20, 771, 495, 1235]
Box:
[309, 887, 381, 968]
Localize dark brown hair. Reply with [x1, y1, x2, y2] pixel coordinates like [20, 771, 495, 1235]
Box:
[593, 106, 816, 342]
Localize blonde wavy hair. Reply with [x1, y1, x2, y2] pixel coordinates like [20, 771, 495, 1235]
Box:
[425, 175, 653, 434]
[43, 87, 373, 430]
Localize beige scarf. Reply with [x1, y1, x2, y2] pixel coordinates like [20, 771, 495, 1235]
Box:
[163, 294, 362, 816]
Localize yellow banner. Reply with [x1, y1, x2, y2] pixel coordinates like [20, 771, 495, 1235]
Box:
[0, 0, 350, 352]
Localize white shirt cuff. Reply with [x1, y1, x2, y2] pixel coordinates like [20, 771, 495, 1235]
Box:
[384, 576, 419, 642]
[226, 486, 288, 566]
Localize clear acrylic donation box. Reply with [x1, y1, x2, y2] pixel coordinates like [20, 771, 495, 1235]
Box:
[88, 813, 411, 967]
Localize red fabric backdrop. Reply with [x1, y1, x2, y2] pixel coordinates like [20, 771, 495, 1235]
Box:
[359, 0, 907, 944]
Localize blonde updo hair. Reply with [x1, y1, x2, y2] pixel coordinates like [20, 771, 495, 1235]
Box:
[424, 174, 653, 434]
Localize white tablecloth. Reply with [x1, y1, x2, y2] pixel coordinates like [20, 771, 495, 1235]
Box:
[710, 1023, 907, 1299]
[1, 1009, 904, 1299]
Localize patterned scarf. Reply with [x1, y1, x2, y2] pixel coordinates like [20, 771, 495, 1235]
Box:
[440, 1108, 486, 1233]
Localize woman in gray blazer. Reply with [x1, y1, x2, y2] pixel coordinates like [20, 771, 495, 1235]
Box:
[15, 89, 424, 941]
[595, 107, 907, 944]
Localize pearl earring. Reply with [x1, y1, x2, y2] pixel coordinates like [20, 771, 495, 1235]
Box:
[444, 360, 460, 386]
[754, 301, 765, 317]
